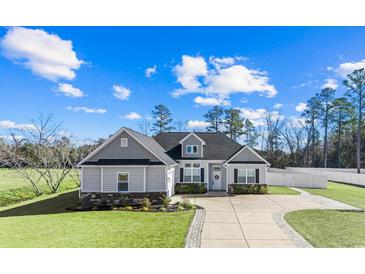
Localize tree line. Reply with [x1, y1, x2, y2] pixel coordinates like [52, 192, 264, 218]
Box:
[139, 104, 260, 146]
[1, 68, 365, 199]
[140, 69, 365, 173]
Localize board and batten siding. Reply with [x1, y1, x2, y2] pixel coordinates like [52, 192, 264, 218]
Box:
[82, 167, 101, 192]
[231, 147, 262, 162]
[146, 167, 166, 192]
[81, 166, 167, 193]
[102, 167, 144, 192]
[89, 131, 159, 162]
[181, 134, 204, 158]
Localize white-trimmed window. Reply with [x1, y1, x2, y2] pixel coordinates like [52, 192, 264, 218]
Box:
[121, 138, 128, 147]
[186, 145, 198, 154]
[183, 163, 201, 182]
[238, 169, 255, 184]
[118, 172, 128, 191]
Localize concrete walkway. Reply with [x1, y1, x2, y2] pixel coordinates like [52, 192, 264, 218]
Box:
[175, 191, 360, 248]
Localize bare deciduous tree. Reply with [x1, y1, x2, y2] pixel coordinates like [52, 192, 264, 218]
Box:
[138, 119, 153, 136]
[0, 114, 87, 194]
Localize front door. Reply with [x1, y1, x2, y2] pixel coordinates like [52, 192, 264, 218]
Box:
[212, 170, 222, 190]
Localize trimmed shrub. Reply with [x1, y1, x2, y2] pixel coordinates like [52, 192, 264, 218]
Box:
[175, 183, 207, 194]
[180, 198, 193, 209]
[142, 197, 152, 210]
[228, 184, 268, 194]
[161, 194, 171, 209]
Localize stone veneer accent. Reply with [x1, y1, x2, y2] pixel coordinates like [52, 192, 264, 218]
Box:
[228, 183, 268, 194]
[80, 192, 167, 207]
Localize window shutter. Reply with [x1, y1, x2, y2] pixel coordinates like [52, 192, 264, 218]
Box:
[180, 168, 184, 182]
[234, 168, 238, 183]
[255, 168, 259, 184]
[200, 168, 204, 182]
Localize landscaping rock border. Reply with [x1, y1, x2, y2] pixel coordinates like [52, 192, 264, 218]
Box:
[273, 211, 313, 248]
[185, 208, 205, 248]
[273, 187, 363, 248]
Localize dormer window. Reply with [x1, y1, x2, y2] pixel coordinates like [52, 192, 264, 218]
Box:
[186, 145, 198, 154]
[121, 138, 128, 147]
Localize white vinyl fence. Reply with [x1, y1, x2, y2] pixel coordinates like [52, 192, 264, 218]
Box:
[267, 168, 328, 188]
[285, 167, 365, 187]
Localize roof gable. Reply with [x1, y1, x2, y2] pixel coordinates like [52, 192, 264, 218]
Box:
[224, 146, 269, 165]
[179, 132, 205, 145]
[78, 128, 176, 166]
[153, 132, 242, 160]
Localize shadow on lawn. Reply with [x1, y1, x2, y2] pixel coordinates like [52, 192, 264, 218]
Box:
[0, 190, 79, 217]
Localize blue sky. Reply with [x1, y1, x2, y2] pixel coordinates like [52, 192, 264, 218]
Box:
[1, 26, 365, 141]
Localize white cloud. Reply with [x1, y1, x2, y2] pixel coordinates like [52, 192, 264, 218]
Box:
[172, 55, 277, 100]
[238, 108, 267, 127]
[237, 108, 283, 127]
[321, 78, 338, 89]
[289, 116, 306, 128]
[186, 120, 210, 130]
[205, 65, 277, 98]
[209, 56, 235, 69]
[113, 85, 131, 100]
[295, 102, 307, 112]
[326, 66, 334, 71]
[173, 55, 208, 93]
[273, 103, 283, 109]
[57, 130, 72, 138]
[1, 27, 83, 81]
[66, 106, 106, 114]
[0, 120, 35, 130]
[338, 59, 365, 77]
[0, 135, 25, 141]
[124, 112, 142, 120]
[239, 108, 267, 120]
[194, 96, 230, 106]
[209, 56, 248, 69]
[292, 80, 312, 89]
[57, 83, 84, 98]
[145, 65, 157, 78]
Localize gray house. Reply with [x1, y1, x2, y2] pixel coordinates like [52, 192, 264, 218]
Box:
[77, 127, 270, 204]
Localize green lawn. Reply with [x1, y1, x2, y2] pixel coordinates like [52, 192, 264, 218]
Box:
[303, 181, 365, 209]
[285, 182, 365, 248]
[0, 190, 195, 248]
[268, 185, 300, 195]
[0, 168, 78, 206]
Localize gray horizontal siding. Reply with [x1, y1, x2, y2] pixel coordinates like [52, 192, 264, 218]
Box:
[103, 167, 144, 192]
[82, 167, 101, 192]
[90, 131, 159, 162]
[146, 167, 165, 192]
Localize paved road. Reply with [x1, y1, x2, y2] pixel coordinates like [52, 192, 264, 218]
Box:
[175, 192, 359, 248]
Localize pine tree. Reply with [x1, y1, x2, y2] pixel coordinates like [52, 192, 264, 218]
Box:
[151, 104, 175, 133]
[317, 87, 335, 168]
[332, 97, 353, 168]
[204, 106, 224, 132]
[244, 119, 259, 147]
[302, 96, 321, 167]
[223, 108, 245, 141]
[344, 68, 365, 173]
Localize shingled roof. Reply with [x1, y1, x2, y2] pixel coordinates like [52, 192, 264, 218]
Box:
[153, 132, 243, 160]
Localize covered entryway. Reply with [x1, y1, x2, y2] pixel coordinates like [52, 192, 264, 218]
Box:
[209, 164, 226, 191]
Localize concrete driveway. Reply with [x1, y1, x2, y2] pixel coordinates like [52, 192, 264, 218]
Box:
[175, 191, 359, 248]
